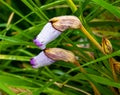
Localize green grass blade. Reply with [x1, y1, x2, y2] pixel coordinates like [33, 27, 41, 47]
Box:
[0, 83, 16, 95]
[73, 73, 120, 88]
[0, 54, 30, 61]
[92, 0, 120, 18]
[0, 0, 35, 26]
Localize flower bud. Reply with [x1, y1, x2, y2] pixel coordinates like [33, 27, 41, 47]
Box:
[33, 22, 61, 49]
[101, 37, 112, 54]
[44, 48, 76, 63]
[30, 51, 55, 68]
[50, 16, 82, 31]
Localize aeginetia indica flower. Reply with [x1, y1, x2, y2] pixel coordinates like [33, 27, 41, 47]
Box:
[30, 48, 76, 68]
[34, 16, 82, 49]
[101, 37, 112, 54]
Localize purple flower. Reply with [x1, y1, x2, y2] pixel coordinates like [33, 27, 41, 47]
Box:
[30, 51, 55, 68]
[33, 22, 61, 49]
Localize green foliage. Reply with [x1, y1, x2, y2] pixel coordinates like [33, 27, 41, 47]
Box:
[0, 0, 120, 95]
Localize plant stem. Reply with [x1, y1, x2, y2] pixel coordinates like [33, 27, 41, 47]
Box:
[66, 0, 104, 54]
[109, 58, 118, 82]
[74, 60, 101, 95]
[80, 26, 104, 54]
[54, 81, 91, 95]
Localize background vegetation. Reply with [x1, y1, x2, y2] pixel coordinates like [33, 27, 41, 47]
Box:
[0, 0, 120, 95]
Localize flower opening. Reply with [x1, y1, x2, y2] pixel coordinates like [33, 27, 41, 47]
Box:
[30, 51, 55, 68]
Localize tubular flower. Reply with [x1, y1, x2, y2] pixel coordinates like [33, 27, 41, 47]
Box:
[101, 37, 112, 54]
[34, 16, 81, 49]
[30, 51, 55, 68]
[33, 22, 61, 49]
[30, 48, 76, 68]
[50, 16, 82, 31]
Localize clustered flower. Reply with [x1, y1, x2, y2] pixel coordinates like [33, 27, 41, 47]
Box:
[30, 16, 82, 68]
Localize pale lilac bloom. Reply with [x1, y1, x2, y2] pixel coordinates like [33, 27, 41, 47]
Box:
[30, 51, 55, 68]
[33, 22, 61, 49]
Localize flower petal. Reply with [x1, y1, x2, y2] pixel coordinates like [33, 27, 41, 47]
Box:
[30, 51, 55, 68]
[34, 22, 61, 49]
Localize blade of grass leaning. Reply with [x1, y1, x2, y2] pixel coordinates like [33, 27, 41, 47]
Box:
[73, 73, 120, 88]
[0, 34, 33, 45]
[66, 50, 120, 74]
[0, 83, 16, 95]
[40, 0, 65, 10]
[0, 54, 30, 61]
[82, 50, 120, 67]
[0, 0, 35, 26]
[89, 21, 120, 27]
[21, 0, 48, 20]
[92, 0, 120, 18]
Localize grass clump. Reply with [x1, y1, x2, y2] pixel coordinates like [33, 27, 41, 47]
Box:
[0, 0, 120, 95]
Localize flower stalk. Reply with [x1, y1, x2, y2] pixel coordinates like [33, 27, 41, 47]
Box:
[109, 58, 118, 82]
[80, 26, 104, 54]
[74, 60, 101, 95]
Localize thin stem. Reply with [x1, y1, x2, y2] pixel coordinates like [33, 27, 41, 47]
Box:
[109, 58, 120, 95]
[74, 61, 101, 95]
[54, 82, 91, 95]
[80, 26, 104, 54]
[109, 58, 118, 82]
[65, 0, 104, 54]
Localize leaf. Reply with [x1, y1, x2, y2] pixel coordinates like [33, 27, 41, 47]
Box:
[73, 73, 120, 88]
[0, 74, 39, 88]
[0, 34, 32, 45]
[0, 83, 16, 95]
[92, 0, 120, 18]
[82, 50, 120, 67]
[89, 21, 120, 27]
[0, 54, 30, 61]
[43, 88, 67, 95]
